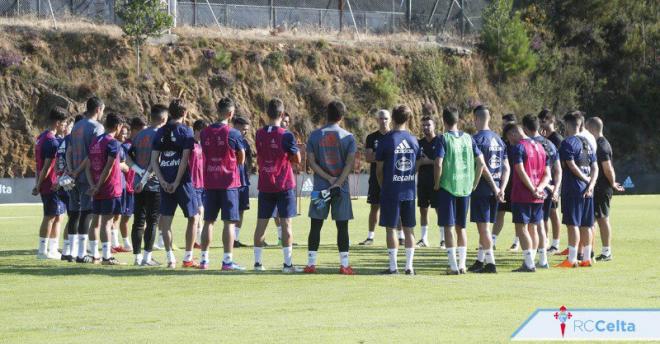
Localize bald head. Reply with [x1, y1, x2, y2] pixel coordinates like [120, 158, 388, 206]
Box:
[585, 116, 604, 137]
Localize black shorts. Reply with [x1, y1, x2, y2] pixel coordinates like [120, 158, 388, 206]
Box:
[594, 190, 612, 219]
[367, 181, 380, 204]
[417, 184, 436, 208]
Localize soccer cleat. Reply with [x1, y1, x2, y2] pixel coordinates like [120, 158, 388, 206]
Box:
[182, 260, 199, 268]
[282, 264, 302, 273]
[254, 263, 265, 271]
[559, 248, 569, 256]
[222, 262, 245, 271]
[555, 259, 578, 268]
[595, 254, 612, 262]
[233, 240, 247, 248]
[537, 263, 550, 269]
[193, 243, 202, 249]
[416, 239, 428, 248]
[478, 263, 497, 273]
[101, 257, 124, 265]
[467, 260, 484, 272]
[133, 258, 142, 266]
[439, 240, 446, 250]
[404, 269, 415, 275]
[37, 252, 49, 260]
[60, 254, 74, 263]
[141, 259, 161, 267]
[166, 261, 177, 269]
[76, 255, 93, 264]
[379, 268, 399, 275]
[458, 268, 466, 274]
[199, 261, 209, 270]
[512, 264, 536, 272]
[547, 246, 559, 255]
[47, 251, 62, 260]
[111, 246, 131, 253]
[339, 266, 354, 275]
[577, 253, 584, 262]
[508, 243, 520, 252]
[303, 265, 317, 274]
[579, 260, 592, 267]
[446, 269, 459, 275]
[358, 238, 374, 246]
[398, 238, 405, 246]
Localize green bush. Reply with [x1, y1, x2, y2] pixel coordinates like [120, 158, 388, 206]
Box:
[409, 52, 447, 100]
[212, 47, 232, 70]
[264, 51, 285, 70]
[364, 68, 400, 109]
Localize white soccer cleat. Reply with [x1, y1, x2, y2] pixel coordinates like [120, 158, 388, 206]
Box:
[282, 264, 302, 273]
[36, 253, 49, 260]
[47, 252, 62, 260]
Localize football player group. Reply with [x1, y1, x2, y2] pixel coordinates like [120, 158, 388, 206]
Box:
[32, 96, 623, 275]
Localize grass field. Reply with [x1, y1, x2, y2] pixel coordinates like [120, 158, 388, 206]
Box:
[1, 195, 658, 343]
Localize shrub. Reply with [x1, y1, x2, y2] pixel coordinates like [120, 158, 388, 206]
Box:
[0, 49, 23, 69]
[409, 52, 447, 100]
[364, 68, 400, 109]
[264, 51, 285, 70]
[207, 47, 232, 70]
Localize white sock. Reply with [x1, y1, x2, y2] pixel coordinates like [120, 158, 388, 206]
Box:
[388, 248, 397, 271]
[513, 237, 520, 245]
[582, 245, 592, 262]
[111, 229, 120, 247]
[307, 251, 317, 266]
[134, 253, 142, 262]
[166, 250, 176, 263]
[223, 252, 232, 264]
[602, 246, 611, 256]
[491, 234, 498, 246]
[234, 227, 241, 241]
[398, 230, 405, 240]
[367, 231, 374, 240]
[283, 246, 292, 266]
[552, 239, 560, 248]
[523, 249, 535, 269]
[102, 242, 111, 259]
[63, 239, 71, 256]
[420, 226, 428, 242]
[538, 248, 548, 266]
[477, 247, 485, 262]
[277, 226, 282, 240]
[38, 237, 47, 254]
[123, 238, 132, 249]
[457, 246, 467, 270]
[78, 234, 88, 258]
[48, 238, 58, 255]
[89, 240, 99, 259]
[184, 250, 193, 262]
[69, 234, 78, 257]
[485, 248, 495, 264]
[196, 227, 202, 245]
[201, 250, 209, 263]
[568, 245, 578, 263]
[339, 252, 349, 268]
[447, 247, 458, 271]
[405, 248, 415, 271]
[143, 250, 152, 263]
[254, 247, 263, 264]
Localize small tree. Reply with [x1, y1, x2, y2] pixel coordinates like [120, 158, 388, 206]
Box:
[116, 0, 173, 76]
[481, 0, 537, 78]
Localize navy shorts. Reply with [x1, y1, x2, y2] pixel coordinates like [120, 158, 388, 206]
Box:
[93, 197, 123, 216]
[204, 189, 240, 222]
[542, 195, 555, 221]
[417, 183, 437, 208]
[379, 199, 416, 228]
[160, 182, 199, 218]
[194, 188, 206, 208]
[561, 196, 595, 227]
[41, 192, 66, 217]
[367, 181, 380, 205]
[57, 189, 70, 213]
[470, 195, 498, 224]
[121, 191, 134, 216]
[257, 189, 297, 219]
[512, 202, 544, 224]
[436, 188, 469, 228]
[68, 182, 93, 212]
[238, 186, 250, 211]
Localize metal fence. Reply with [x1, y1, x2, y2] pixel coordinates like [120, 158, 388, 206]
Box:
[0, 0, 487, 35]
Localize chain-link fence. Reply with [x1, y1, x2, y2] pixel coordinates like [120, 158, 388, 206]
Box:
[0, 0, 487, 35]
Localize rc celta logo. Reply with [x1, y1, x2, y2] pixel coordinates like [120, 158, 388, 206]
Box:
[511, 308, 660, 341]
[554, 306, 572, 338]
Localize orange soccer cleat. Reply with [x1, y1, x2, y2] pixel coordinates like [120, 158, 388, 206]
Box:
[339, 266, 354, 275]
[182, 260, 199, 268]
[579, 260, 593, 267]
[303, 265, 316, 274]
[555, 259, 578, 268]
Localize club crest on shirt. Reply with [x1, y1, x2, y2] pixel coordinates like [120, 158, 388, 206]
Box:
[395, 157, 413, 172]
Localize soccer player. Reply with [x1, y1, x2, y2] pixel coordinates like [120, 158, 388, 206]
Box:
[84, 113, 126, 265]
[127, 105, 168, 266]
[304, 100, 357, 275]
[586, 117, 624, 261]
[468, 105, 509, 273]
[492, 113, 518, 251]
[504, 122, 551, 272]
[376, 105, 420, 275]
[191, 119, 208, 249]
[33, 107, 69, 260]
[359, 109, 391, 245]
[56, 115, 77, 262]
[538, 109, 564, 254]
[416, 113, 440, 248]
[67, 97, 105, 263]
[556, 112, 598, 268]
[198, 98, 245, 271]
[521, 114, 561, 269]
[253, 98, 302, 272]
[232, 115, 252, 248]
[111, 124, 135, 254]
[433, 106, 484, 275]
[151, 99, 200, 269]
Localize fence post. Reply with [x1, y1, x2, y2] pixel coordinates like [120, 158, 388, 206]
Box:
[16, 0, 20, 16]
[318, 9, 322, 28]
[192, 0, 196, 26]
[269, 0, 274, 29]
[70, 0, 73, 15]
[37, 0, 40, 17]
[224, 4, 229, 27]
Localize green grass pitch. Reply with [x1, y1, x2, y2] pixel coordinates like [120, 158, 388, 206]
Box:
[1, 195, 658, 343]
